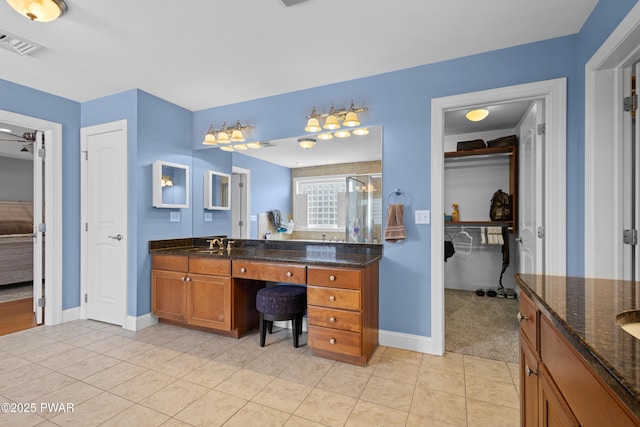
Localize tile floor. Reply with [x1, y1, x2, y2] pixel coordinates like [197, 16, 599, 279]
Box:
[0, 320, 520, 426]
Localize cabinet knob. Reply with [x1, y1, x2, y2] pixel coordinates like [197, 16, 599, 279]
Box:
[517, 312, 529, 322]
[329, 338, 336, 345]
[329, 275, 336, 281]
[181, 277, 186, 282]
[329, 317, 336, 323]
[525, 365, 538, 376]
[329, 295, 335, 302]
[185, 277, 191, 282]
[240, 267, 246, 273]
[287, 271, 293, 277]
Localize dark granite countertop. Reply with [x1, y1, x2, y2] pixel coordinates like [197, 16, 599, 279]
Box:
[516, 274, 640, 418]
[149, 237, 382, 268]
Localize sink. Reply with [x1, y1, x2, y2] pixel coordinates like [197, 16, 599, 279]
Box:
[187, 248, 227, 255]
[616, 310, 640, 339]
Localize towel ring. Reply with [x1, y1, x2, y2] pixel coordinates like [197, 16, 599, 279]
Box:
[387, 188, 407, 205]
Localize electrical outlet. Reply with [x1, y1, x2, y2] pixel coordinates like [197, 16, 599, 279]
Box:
[204, 212, 213, 222]
[170, 212, 180, 222]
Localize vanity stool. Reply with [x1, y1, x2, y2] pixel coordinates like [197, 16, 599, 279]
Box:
[256, 285, 307, 348]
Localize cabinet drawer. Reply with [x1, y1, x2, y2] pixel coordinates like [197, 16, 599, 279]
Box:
[519, 291, 538, 350]
[189, 257, 230, 276]
[308, 325, 362, 357]
[232, 260, 306, 283]
[152, 254, 188, 272]
[307, 266, 362, 290]
[307, 285, 361, 311]
[308, 306, 361, 332]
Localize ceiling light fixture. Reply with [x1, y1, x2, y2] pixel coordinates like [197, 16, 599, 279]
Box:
[298, 137, 316, 150]
[465, 108, 489, 122]
[202, 120, 256, 151]
[6, 0, 68, 22]
[304, 100, 366, 134]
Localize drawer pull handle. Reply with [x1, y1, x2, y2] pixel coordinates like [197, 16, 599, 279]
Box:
[240, 267, 246, 273]
[329, 275, 336, 281]
[329, 317, 336, 323]
[525, 366, 538, 376]
[287, 271, 293, 277]
[329, 338, 336, 345]
[517, 312, 529, 322]
[329, 295, 335, 302]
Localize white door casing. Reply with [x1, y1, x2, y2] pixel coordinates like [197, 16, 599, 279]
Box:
[81, 120, 128, 327]
[32, 131, 44, 324]
[431, 78, 567, 356]
[518, 100, 545, 275]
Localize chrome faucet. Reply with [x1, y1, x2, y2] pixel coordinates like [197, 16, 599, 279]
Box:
[207, 238, 225, 250]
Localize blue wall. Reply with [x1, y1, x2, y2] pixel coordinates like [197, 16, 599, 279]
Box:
[0, 0, 637, 335]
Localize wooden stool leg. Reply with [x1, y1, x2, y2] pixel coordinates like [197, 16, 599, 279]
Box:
[259, 313, 266, 347]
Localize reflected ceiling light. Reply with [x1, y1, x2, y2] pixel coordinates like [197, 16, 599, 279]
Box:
[298, 137, 316, 149]
[352, 127, 369, 136]
[233, 144, 248, 151]
[465, 108, 489, 122]
[304, 100, 367, 133]
[317, 133, 333, 140]
[161, 175, 173, 187]
[247, 142, 261, 149]
[334, 129, 350, 138]
[0, 128, 11, 133]
[220, 145, 234, 152]
[7, 0, 68, 22]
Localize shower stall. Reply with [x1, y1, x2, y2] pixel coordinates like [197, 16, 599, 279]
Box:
[345, 174, 382, 243]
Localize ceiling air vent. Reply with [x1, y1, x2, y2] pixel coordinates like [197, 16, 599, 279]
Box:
[0, 31, 42, 56]
[279, 0, 310, 7]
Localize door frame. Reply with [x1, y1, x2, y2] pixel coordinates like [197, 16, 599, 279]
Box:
[585, 2, 640, 279]
[232, 166, 251, 239]
[0, 110, 63, 326]
[430, 78, 567, 355]
[80, 119, 128, 326]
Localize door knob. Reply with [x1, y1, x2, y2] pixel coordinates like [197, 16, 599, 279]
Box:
[108, 234, 123, 241]
[515, 236, 523, 243]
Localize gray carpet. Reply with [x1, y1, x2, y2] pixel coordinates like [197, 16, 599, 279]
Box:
[0, 282, 34, 303]
[445, 289, 519, 363]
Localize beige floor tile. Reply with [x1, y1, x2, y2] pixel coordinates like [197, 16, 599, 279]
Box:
[223, 401, 290, 426]
[141, 379, 209, 417]
[2, 371, 76, 402]
[294, 388, 357, 427]
[110, 370, 178, 402]
[61, 329, 113, 347]
[421, 352, 465, 375]
[360, 374, 415, 412]
[315, 363, 372, 398]
[466, 397, 519, 427]
[416, 366, 466, 397]
[0, 409, 46, 427]
[215, 368, 274, 400]
[244, 350, 300, 376]
[50, 391, 133, 427]
[152, 352, 209, 378]
[411, 387, 468, 427]
[174, 389, 247, 426]
[278, 355, 334, 386]
[128, 346, 182, 369]
[184, 339, 236, 359]
[463, 355, 513, 383]
[372, 357, 420, 385]
[345, 400, 408, 426]
[507, 362, 519, 383]
[39, 347, 98, 370]
[100, 404, 170, 427]
[1, 333, 57, 356]
[182, 360, 239, 388]
[160, 419, 194, 427]
[162, 331, 211, 352]
[38, 381, 103, 419]
[84, 335, 134, 354]
[21, 342, 76, 363]
[381, 346, 424, 365]
[0, 355, 32, 375]
[214, 343, 264, 368]
[82, 361, 148, 390]
[252, 377, 313, 413]
[465, 375, 520, 409]
[56, 353, 121, 380]
[103, 340, 157, 360]
[406, 412, 463, 426]
[283, 415, 327, 426]
[0, 364, 52, 393]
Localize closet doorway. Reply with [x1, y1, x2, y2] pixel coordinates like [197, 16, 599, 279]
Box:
[430, 78, 567, 357]
[232, 166, 251, 239]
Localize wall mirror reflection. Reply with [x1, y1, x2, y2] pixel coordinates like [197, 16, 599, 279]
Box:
[204, 170, 230, 210]
[237, 126, 383, 243]
[152, 160, 189, 208]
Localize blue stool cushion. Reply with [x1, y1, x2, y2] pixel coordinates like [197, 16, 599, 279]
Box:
[256, 285, 307, 315]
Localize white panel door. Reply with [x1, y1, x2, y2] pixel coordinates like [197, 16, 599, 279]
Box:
[32, 131, 44, 324]
[83, 121, 127, 326]
[518, 100, 544, 275]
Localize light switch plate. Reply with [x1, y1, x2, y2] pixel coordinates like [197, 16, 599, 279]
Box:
[415, 210, 430, 224]
[204, 212, 213, 222]
[170, 212, 180, 222]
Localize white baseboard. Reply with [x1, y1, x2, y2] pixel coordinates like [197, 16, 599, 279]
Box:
[61, 306, 80, 323]
[379, 329, 441, 355]
[125, 313, 158, 331]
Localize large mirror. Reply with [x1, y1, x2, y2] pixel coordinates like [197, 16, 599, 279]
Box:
[230, 126, 383, 243]
[152, 160, 189, 208]
[204, 170, 230, 210]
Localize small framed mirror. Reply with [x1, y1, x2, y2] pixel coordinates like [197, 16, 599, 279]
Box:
[204, 170, 231, 210]
[152, 161, 189, 208]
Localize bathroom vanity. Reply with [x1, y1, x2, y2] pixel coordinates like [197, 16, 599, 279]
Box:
[516, 274, 640, 426]
[149, 238, 381, 366]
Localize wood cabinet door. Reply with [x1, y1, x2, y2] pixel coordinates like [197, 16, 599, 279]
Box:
[538, 364, 579, 427]
[151, 269, 187, 322]
[520, 334, 539, 427]
[186, 273, 231, 330]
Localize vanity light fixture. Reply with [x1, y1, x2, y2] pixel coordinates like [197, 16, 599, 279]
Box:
[6, 0, 68, 22]
[466, 108, 490, 122]
[202, 120, 256, 150]
[304, 100, 366, 133]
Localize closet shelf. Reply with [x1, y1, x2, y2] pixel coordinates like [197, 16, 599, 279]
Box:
[444, 146, 515, 159]
[445, 220, 513, 227]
